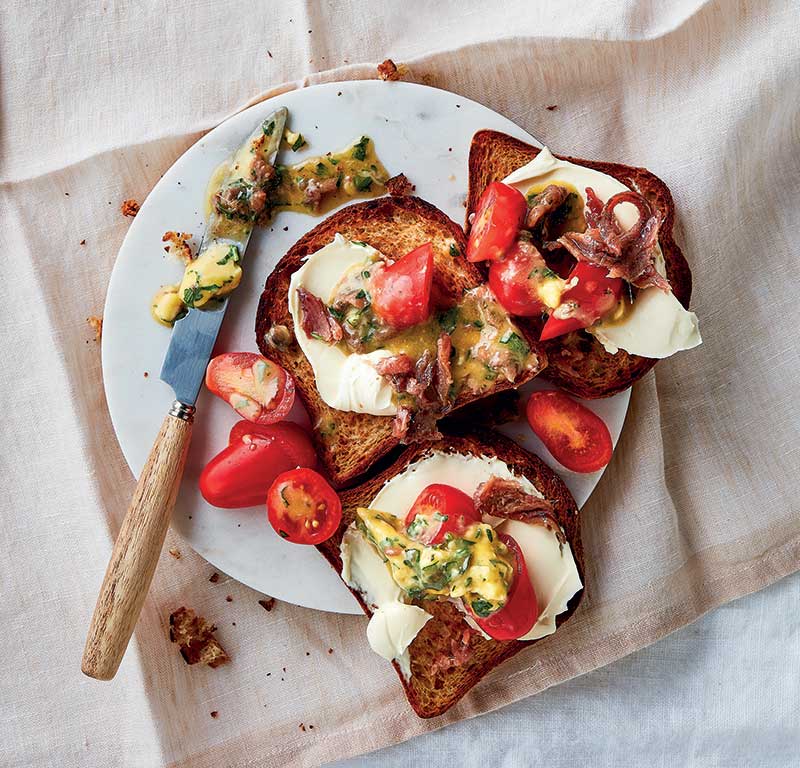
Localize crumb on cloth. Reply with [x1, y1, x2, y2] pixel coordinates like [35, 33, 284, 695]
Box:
[209, 572, 220, 583]
[169, 607, 229, 668]
[121, 199, 140, 217]
[258, 597, 276, 612]
[546, 104, 558, 111]
[168, 547, 181, 560]
[377, 59, 407, 81]
[87, 316, 103, 342]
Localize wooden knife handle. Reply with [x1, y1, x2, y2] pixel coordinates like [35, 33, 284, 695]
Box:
[81, 403, 194, 681]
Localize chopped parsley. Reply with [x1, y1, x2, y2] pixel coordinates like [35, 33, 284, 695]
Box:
[433, 512, 449, 522]
[438, 306, 460, 334]
[291, 134, 306, 151]
[354, 173, 373, 192]
[499, 330, 530, 358]
[315, 162, 329, 177]
[471, 599, 495, 618]
[449, 243, 460, 258]
[352, 136, 370, 161]
[529, 267, 558, 280]
[216, 245, 240, 266]
[262, 119, 275, 136]
[183, 284, 204, 307]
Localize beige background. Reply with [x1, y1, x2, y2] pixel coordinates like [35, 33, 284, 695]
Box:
[1, 1, 798, 766]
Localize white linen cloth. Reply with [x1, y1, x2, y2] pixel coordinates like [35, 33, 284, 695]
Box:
[1, 1, 798, 766]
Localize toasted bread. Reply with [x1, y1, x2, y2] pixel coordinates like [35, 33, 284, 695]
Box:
[466, 130, 693, 399]
[317, 428, 584, 718]
[255, 196, 546, 487]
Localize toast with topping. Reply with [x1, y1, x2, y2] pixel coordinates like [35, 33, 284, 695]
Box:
[255, 196, 546, 487]
[466, 129, 693, 399]
[317, 428, 584, 718]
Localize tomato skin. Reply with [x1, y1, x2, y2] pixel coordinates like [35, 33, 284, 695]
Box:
[526, 390, 613, 473]
[488, 238, 550, 317]
[206, 352, 295, 424]
[199, 422, 316, 509]
[540, 262, 623, 341]
[266, 468, 342, 545]
[467, 183, 527, 263]
[471, 533, 538, 640]
[404, 484, 481, 545]
[370, 243, 433, 330]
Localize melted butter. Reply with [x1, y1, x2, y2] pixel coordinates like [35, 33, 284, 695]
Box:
[356, 507, 513, 612]
[150, 284, 184, 326]
[526, 180, 586, 236]
[204, 161, 230, 219]
[178, 243, 242, 308]
[595, 292, 635, 328]
[273, 136, 390, 214]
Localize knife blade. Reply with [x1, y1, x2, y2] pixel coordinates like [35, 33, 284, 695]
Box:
[82, 106, 287, 681]
[161, 105, 287, 407]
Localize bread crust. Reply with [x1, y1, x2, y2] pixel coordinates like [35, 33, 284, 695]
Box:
[466, 130, 693, 399]
[317, 428, 584, 718]
[255, 196, 546, 487]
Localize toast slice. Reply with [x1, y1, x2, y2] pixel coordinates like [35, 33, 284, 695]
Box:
[466, 130, 693, 399]
[255, 196, 546, 487]
[318, 428, 584, 718]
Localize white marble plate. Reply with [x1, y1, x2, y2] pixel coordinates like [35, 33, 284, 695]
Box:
[102, 80, 629, 614]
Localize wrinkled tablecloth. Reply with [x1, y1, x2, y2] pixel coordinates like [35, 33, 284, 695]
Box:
[1, 1, 798, 766]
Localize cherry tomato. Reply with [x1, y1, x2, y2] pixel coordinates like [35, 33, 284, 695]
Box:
[467, 182, 527, 263]
[404, 484, 481, 545]
[488, 237, 554, 317]
[267, 468, 342, 544]
[199, 421, 316, 509]
[206, 352, 295, 424]
[471, 533, 538, 641]
[526, 390, 613, 473]
[540, 262, 623, 341]
[370, 243, 433, 330]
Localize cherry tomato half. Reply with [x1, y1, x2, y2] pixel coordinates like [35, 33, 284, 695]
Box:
[267, 468, 342, 545]
[489, 237, 555, 317]
[206, 352, 295, 424]
[471, 533, 538, 641]
[540, 262, 623, 341]
[370, 242, 434, 330]
[526, 390, 613, 473]
[200, 421, 316, 509]
[404, 484, 481, 545]
[467, 182, 527, 263]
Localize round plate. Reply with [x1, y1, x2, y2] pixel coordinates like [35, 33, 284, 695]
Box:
[102, 80, 629, 614]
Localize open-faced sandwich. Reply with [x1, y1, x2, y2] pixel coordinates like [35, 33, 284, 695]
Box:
[465, 130, 701, 398]
[320, 428, 583, 718]
[256, 194, 546, 487]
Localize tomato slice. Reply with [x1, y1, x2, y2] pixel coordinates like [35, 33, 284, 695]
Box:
[471, 533, 538, 640]
[205, 352, 295, 424]
[199, 421, 316, 509]
[540, 262, 623, 341]
[267, 468, 342, 544]
[488, 237, 556, 317]
[467, 182, 527, 263]
[370, 243, 433, 330]
[404, 484, 481, 545]
[526, 390, 613, 473]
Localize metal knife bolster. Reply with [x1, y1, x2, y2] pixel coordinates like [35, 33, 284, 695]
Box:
[160, 106, 288, 408]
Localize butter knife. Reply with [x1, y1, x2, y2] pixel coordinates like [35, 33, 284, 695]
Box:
[82, 107, 288, 680]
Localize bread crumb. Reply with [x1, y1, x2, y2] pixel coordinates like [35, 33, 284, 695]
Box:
[87, 316, 103, 342]
[327, 648, 334, 654]
[377, 59, 407, 81]
[169, 607, 229, 668]
[168, 547, 181, 560]
[210, 711, 219, 719]
[143, 371, 149, 378]
[299, 723, 306, 732]
[121, 199, 140, 217]
[225, 595, 233, 603]
[546, 104, 558, 111]
[209, 572, 220, 583]
[267, 50, 273, 58]
[258, 597, 276, 612]
[385, 173, 415, 197]
[162, 231, 194, 264]
[80, 239, 86, 246]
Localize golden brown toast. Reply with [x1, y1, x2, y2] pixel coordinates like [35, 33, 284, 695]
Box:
[466, 130, 693, 399]
[317, 428, 584, 718]
[255, 196, 546, 487]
